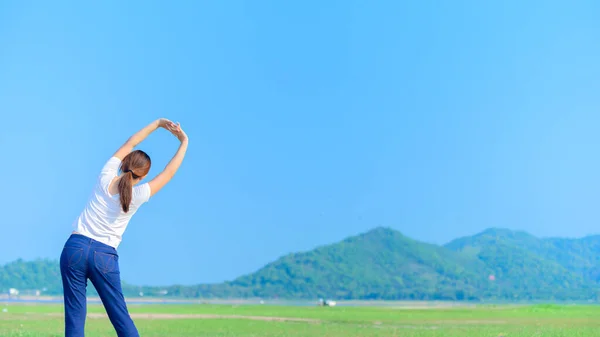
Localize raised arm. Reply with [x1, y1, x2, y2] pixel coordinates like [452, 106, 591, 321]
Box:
[148, 123, 189, 196]
[112, 119, 171, 160]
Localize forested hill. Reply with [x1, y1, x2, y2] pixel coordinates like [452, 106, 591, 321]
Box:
[3, 227, 600, 301]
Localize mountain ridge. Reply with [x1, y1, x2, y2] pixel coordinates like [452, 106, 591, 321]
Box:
[3, 227, 600, 301]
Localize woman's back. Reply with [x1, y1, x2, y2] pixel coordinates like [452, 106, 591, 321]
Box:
[74, 156, 152, 249]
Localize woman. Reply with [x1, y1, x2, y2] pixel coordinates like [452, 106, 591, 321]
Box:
[60, 118, 188, 337]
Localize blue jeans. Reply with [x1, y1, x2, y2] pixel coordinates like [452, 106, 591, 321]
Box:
[60, 234, 139, 337]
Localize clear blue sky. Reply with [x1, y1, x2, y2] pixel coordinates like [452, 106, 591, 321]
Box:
[1, 1, 599, 286]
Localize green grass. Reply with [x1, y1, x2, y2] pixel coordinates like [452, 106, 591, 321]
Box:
[2, 303, 600, 336]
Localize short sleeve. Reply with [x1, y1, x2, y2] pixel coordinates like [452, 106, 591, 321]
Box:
[101, 157, 121, 176]
[99, 157, 121, 188]
[134, 183, 151, 204]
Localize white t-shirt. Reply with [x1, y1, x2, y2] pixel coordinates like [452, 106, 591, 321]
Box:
[73, 157, 151, 249]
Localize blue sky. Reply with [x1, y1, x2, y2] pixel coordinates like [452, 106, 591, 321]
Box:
[1, 1, 599, 286]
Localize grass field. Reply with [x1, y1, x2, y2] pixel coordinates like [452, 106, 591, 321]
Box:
[1, 302, 600, 336]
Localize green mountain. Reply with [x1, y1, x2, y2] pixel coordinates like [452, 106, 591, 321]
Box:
[3, 227, 600, 301]
[0, 259, 62, 295]
[445, 228, 599, 300]
[216, 227, 489, 300]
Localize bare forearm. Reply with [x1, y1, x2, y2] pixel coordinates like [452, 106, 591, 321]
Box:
[113, 119, 165, 160]
[163, 139, 189, 177]
[128, 119, 161, 147]
[147, 122, 188, 196]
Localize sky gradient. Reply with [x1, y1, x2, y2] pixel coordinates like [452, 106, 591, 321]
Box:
[1, 0, 600, 285]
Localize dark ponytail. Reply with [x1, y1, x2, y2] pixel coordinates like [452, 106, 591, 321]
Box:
[118, 150, 152, 213]
[118, 170, 134, 213]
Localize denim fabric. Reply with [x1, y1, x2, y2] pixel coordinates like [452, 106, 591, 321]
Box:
[60, 234, 139, 337]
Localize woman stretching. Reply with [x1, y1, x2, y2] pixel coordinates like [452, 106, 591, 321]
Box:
[60, 118, 188, 337]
